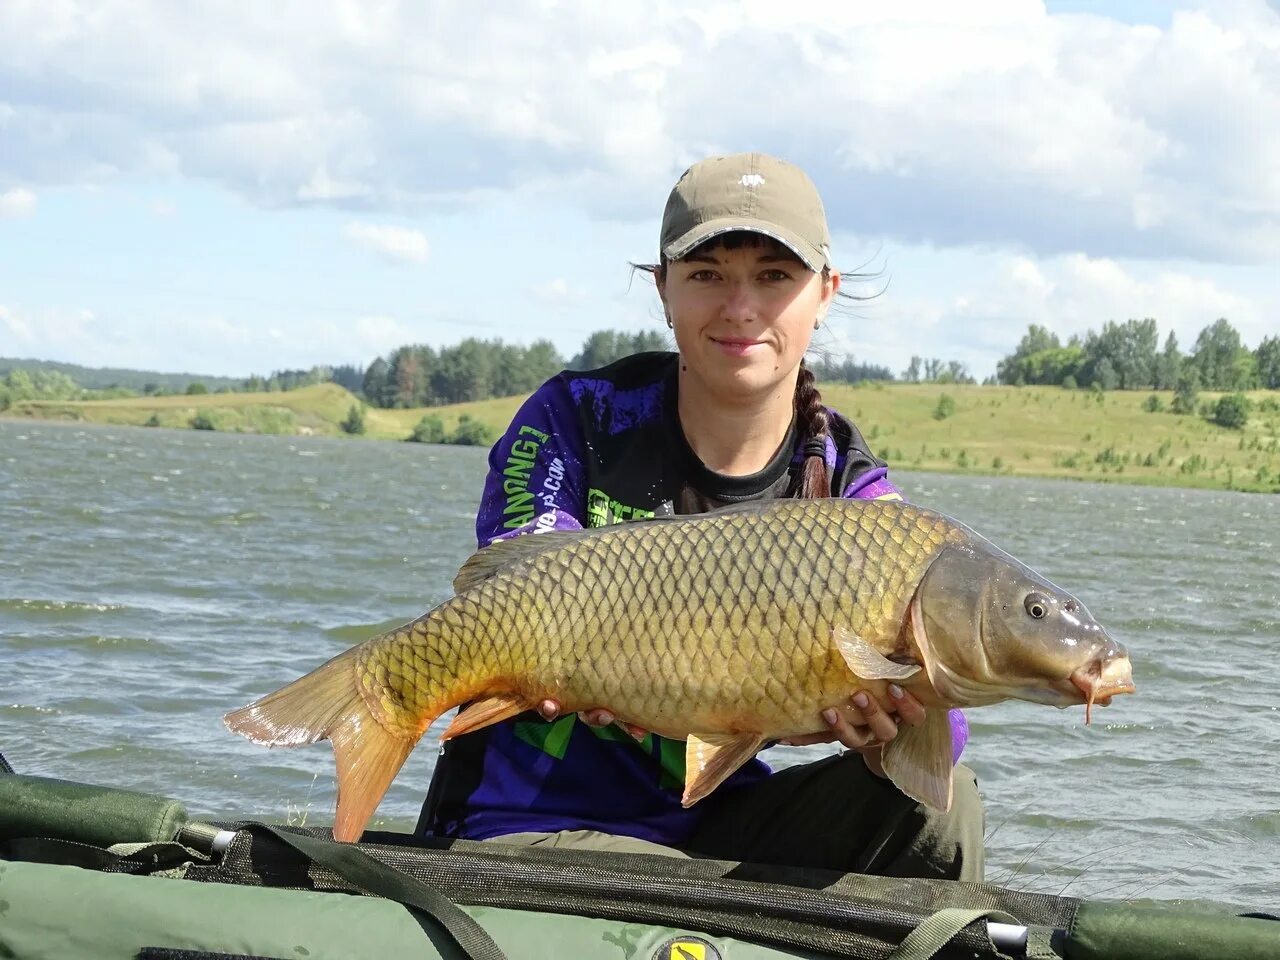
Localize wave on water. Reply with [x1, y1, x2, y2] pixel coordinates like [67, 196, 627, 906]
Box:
[0, 597, 128, 616]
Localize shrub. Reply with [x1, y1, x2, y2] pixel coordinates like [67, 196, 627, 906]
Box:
[1142, 394, 1164, 413]
[1212, 393, 1251, 430]
[932, 394, 956, 420]
[190, 412, 216, 431]
[185, 382, 208, 395]
[341, 403, 366, 435]
[446, 414, 496, 446]
[144, 414, 161, 427]
[408, 414, 447, 444]
[1061, 375, 1077, 390]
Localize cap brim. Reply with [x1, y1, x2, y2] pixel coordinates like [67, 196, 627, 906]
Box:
[662, 217, 828, 272]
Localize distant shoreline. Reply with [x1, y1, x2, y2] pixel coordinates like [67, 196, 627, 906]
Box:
[6, 381, 1279, 495]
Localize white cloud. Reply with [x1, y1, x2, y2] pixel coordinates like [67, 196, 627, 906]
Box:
[0, 187, 36, 218]
[2, 2, 1278, 262]
[530, 278, 586, 305]
[343, 223, 429, 264]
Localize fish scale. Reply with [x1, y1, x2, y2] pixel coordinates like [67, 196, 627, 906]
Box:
[226, 497, 1133, 842]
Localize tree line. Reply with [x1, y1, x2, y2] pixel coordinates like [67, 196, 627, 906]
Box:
[5, 319, 1276, 415]
[997, 318, 1279, 392]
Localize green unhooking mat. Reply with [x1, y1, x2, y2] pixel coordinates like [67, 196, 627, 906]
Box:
[1, 773, 1277, 960]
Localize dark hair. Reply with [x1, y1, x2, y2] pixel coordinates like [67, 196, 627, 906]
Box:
[632, 230, 866, 500]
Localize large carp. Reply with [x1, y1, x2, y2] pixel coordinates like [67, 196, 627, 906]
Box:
[225, 498, 1134, 842]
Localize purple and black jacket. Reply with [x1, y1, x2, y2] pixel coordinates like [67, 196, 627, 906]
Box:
[418, 352, 968, 845]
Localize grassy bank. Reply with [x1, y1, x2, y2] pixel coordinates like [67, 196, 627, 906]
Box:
[7, 381, 1279, 493]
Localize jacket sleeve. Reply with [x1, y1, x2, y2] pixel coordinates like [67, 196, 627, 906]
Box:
[474, 377, 590, 548]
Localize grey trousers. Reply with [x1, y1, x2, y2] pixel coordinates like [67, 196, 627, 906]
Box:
[489, 753, 985, 882]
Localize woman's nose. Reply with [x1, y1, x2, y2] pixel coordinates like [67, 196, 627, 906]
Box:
[718, 280, 758, 323]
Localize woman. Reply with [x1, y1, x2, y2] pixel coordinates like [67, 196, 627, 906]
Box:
[418, 153, 985, 881]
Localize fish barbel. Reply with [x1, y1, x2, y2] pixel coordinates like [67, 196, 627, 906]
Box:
[225, 498, 1134, 842]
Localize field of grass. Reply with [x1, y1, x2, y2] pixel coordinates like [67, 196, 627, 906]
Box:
[7, 381, 1279, 493]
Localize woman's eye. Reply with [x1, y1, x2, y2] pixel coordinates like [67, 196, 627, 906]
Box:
[760, 269, 792, 282]
[689, 270, 718, 282]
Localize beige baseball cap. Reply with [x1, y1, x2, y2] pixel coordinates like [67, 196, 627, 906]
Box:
[660, 153, 832, 272]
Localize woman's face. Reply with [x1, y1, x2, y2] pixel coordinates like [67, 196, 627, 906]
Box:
[658, 239, 839, 402]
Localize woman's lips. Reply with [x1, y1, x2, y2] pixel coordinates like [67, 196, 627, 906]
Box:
[711, 337, 765, 357]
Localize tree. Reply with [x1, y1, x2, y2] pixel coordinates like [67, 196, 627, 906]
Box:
[1153, 332, 1182, 390]
[997, 325, 1062, 384]
[1212, 393, 1251, 430]
[341, 403, 366, 435]
[902, 356, 922, 383]
[1190, 318, 1254, 391]
[361, 357, 391, 406]
[1255, 336, 1280, 390]
[186, 382, 208, 395]
[568, 330, 666, 370]
[1171, 366, 1200, 414]
[433, 339, 493, 404]
[1079, 319, 1158, 390]
[1093, 357, 1118, 391]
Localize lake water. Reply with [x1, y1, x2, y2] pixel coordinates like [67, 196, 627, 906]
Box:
[2, 420, 1277, 909]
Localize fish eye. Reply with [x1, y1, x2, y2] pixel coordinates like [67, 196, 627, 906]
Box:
[1024, 593, 1050, 619]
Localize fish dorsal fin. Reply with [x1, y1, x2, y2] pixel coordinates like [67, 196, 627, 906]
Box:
[881, 707, 955, 812]
[453, 530, 591, 594]
[682, 732, 767, 808]
[833, 626, 921, 681]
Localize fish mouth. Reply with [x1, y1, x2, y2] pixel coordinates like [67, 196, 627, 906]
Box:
[1069, 656, 1136, 724]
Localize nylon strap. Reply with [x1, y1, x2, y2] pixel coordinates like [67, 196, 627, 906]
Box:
[885, 907, 1018, 960]
[246, 824, 507, 960]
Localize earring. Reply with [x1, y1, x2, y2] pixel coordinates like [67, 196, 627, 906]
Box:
[665, 314, 674, 329]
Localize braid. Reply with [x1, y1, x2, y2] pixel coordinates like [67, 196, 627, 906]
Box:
[794, 361, 831, 499]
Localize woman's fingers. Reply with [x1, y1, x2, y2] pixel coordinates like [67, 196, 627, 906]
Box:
[821, 706, 876, 750]
[537, 700, 637, 734]
[851, 692, 900, 743]
[886, 684, 926, 727]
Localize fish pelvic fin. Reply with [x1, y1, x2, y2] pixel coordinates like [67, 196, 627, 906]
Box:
[442, 692, 534, 739]
[681, 732, 766, 808]
[881, 706, 955, 813]
[833, 625, 922, 681]
[223, 647, 420, 843]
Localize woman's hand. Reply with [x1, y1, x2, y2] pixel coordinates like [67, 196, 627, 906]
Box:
[777, 685, 926, 778]
[537, 700, 648, 741]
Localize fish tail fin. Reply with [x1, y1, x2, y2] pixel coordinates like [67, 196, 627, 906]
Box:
[224, 648, 419, 843]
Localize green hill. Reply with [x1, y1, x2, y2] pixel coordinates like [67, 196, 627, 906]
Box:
[0, 356, 241, 393]
[6, 381, 1278, 493]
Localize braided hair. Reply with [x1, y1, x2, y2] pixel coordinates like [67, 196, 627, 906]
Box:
[794, 359, 831, 499]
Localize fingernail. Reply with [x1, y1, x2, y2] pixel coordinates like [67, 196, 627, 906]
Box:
[889, 684, 904, 700]
[853, 693, 869, 708]
[822, 709, 838, 725]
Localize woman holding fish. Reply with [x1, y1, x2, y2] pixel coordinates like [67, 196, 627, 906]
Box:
[415, 153, 986, 880]
[226, 153, 1132, 878]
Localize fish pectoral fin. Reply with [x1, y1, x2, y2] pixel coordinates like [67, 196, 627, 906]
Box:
[442, 693, 534, 739]
[833, 626, 922, 681]
[681, 732, 766, 808]
[880, 707, 954, 813]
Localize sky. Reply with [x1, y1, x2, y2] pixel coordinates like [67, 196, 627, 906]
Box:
[1, 0, 1278, 381]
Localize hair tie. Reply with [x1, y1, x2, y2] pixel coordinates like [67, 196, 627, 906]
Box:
[803, 437, 826, 460]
